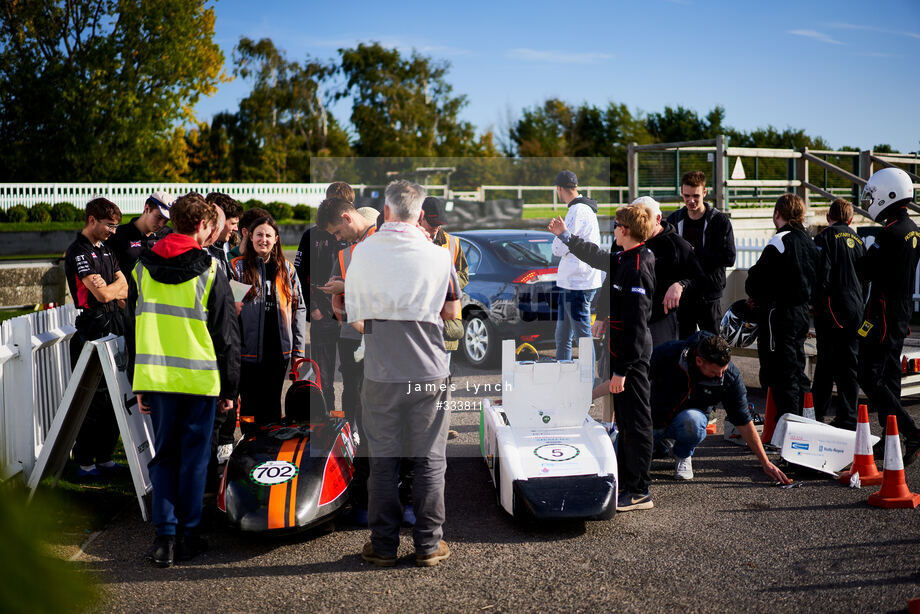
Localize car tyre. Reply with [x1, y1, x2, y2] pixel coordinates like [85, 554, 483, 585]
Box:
[461, 312, 498, 368]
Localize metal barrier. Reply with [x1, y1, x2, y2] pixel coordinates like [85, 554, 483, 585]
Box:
[0, 304, 77, 480]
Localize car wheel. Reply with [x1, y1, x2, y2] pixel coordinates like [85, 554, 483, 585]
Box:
[462, 312, 497, 368]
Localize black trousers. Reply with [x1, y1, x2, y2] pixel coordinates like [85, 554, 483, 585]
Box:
[613, 361, 653, 494]
[239, 358, 287, 434]
[678, 295, 723, 339]
[649, 312, 679, 350]
[757, 305, 810, 418]
[858, 331, 920, 441]
[310, 320, 340, 414]
[337, 337, 364, 422]
[813, 316, 859, 428]
[70, 330, 119, 466]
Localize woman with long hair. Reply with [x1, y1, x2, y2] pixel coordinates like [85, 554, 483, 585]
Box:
[231, 216, 306, 430]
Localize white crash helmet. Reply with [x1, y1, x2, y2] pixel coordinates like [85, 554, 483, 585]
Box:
[720, 299, 758, 348]
[861, 167, 914, 221]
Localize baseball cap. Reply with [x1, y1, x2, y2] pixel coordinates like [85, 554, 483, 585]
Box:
[147, 191, 174, 219]
[356, 206, 380, 224]
[555, 170, 578, 189]
[421, 197, 447, 227]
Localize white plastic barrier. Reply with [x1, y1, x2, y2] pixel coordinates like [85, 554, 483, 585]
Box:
[0, 304, 77, 480]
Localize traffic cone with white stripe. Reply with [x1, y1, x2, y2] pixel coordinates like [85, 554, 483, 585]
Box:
[802, 391, 815, 421]
[760, 387, 778, 444]
[839, 404, 882, 485]
[867, 415, 920, 508]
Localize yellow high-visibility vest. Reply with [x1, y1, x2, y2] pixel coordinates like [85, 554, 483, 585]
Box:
[132, 260, 220, 396]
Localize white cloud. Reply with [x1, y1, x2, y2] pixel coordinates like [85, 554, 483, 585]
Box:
[506, 48, 614, 64]
[829, 22, 920, 40]
[787, 29, 844, 45]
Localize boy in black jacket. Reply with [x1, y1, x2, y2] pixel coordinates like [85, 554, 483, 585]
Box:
[813, 199, 865, 429]
[856, 168, 920, 463]
[668, 171, 736, 336]
[745, 194, 819, 421]
[606, 205, 656, 511]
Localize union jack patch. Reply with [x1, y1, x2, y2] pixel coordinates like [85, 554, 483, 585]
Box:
[130, 241, 142, 248]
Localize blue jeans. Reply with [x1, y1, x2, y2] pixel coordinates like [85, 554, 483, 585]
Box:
[653, 409, 708, 459]
[555, 288, 597, 360]
[148, 393, 217, 537]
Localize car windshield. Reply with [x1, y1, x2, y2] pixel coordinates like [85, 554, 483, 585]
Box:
[492, 238, 559, 267]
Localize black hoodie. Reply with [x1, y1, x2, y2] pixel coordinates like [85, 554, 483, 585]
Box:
[567, 195, 598, 213]
[126, 238, 241, 399]
[644, 221, 705, 324]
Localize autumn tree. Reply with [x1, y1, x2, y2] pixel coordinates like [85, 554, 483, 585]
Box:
[0, 0, 225, 181]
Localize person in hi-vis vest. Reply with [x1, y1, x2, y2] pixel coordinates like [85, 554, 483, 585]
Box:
[127, 194, 240, 568]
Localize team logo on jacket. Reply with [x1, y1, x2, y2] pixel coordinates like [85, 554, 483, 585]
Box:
[846, 238, 855, 248]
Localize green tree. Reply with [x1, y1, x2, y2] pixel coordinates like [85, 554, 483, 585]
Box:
[0, 0, 225, 181]
[337, 42, 482, 157]
[232, 37, 350, 181]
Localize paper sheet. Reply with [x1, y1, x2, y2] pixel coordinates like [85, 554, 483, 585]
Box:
[229, 280, 251, 302]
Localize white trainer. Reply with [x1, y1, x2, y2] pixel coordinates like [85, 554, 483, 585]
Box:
[674, 455, 693, 480]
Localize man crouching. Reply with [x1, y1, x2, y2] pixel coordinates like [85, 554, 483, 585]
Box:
[650, 332, 789, 484]
[344, 181, 461, 567]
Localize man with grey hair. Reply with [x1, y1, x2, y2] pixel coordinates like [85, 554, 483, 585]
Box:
[345, 180, 461, 567]
[633, 196, 704, 347]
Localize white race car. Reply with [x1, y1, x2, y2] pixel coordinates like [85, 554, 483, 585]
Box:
[479, 337, 618, 520]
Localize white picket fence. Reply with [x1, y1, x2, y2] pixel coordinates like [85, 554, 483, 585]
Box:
[0, 305, 77, 480]
[0, 183, 329, 215]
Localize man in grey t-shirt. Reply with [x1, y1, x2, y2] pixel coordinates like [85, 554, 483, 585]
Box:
[345, 181, 461, 568]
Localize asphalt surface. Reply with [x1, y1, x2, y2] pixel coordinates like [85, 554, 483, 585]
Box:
[72, 327, 920, 613]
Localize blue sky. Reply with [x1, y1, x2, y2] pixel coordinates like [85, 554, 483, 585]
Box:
[197, 0, 920, 153]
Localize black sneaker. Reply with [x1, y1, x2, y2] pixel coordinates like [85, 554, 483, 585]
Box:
[903, 439, 920, 467]
[176, 534, 208, 562]
[616, 491, 654, 512]
[147, 535, 175, 568]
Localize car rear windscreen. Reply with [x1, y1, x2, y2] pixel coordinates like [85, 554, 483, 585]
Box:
[492, 238, 560, 267]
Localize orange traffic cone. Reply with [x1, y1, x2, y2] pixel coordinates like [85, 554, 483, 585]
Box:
[868, 415, 920, 508]
[902, 355, 909, 374]
[761, 387, 778, 445]
[840, 404, 883, 485]
[802, 391, 815, 421]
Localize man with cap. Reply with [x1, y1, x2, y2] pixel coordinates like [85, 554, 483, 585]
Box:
[106, 191, 173, 274]
[550, 170, 602, 360]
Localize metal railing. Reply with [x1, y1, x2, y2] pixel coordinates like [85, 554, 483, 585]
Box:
[0, 304, 76, 480]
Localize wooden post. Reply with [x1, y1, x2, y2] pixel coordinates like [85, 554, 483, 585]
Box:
[627, 142, 638, 204]
[796, 147, 809, 210]
[859, 150, 873, 181]
[713, 135, 726, 210]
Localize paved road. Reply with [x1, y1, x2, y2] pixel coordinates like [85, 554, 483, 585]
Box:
[75, 330, 920, 613]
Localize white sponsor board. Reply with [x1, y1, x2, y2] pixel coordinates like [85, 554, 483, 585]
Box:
[771, 414, 880, 475]
[28, 336, 155, 520]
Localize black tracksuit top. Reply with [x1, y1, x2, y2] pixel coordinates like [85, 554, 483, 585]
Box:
[745, 222, 819, 311]
[813, 221, 866, 330]
[859, 206, 920, 341]
[667, 204, 736, 300]
[607, 245, 656, 376]
[643, 221, 704, 323]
